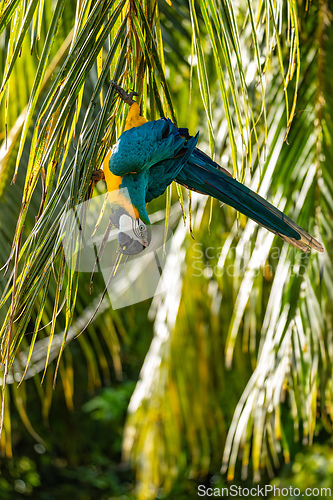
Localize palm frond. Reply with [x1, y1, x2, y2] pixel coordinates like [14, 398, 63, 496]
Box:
[121, 3, 332, 497]
[1, 2, 331, 498]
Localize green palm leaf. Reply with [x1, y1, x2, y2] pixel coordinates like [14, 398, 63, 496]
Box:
[0, 1, 332, 499]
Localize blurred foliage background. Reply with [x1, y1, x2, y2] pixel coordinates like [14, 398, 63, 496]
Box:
[0, 0, 332, 498]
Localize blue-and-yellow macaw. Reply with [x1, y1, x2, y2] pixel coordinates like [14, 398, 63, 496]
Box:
[101, 85, 324, 255]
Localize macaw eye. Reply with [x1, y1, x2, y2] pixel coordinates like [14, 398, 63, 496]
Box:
[132, 219, 147, 240]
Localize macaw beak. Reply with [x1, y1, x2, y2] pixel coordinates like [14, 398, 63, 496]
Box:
[117, 213, 151, 255]
[118, 231, 146, 255]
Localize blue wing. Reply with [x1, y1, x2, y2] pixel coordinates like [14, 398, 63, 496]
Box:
[109, 118, 194, 176]
[145, 123, 198, 202]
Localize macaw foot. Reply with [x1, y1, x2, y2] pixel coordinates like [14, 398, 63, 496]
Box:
[111, 81, 138, 106]
[91, 169, 105, 182]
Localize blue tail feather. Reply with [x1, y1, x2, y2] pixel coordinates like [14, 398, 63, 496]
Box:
[176, 148, 324, 253]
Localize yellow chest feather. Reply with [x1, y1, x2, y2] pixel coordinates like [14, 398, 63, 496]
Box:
[101, 102, 147, 220]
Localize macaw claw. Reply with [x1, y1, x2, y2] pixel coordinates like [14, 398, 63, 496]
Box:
[111, 81, 138, 106]
[91, 169, 105, 182]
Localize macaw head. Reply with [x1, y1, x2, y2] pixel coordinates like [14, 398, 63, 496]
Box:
[112, 208, 151, 255]
[103, 159, 151, 255]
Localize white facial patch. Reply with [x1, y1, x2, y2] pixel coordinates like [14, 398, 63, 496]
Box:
[119, 214, 133, 233]
[119, 215, 149, 248]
